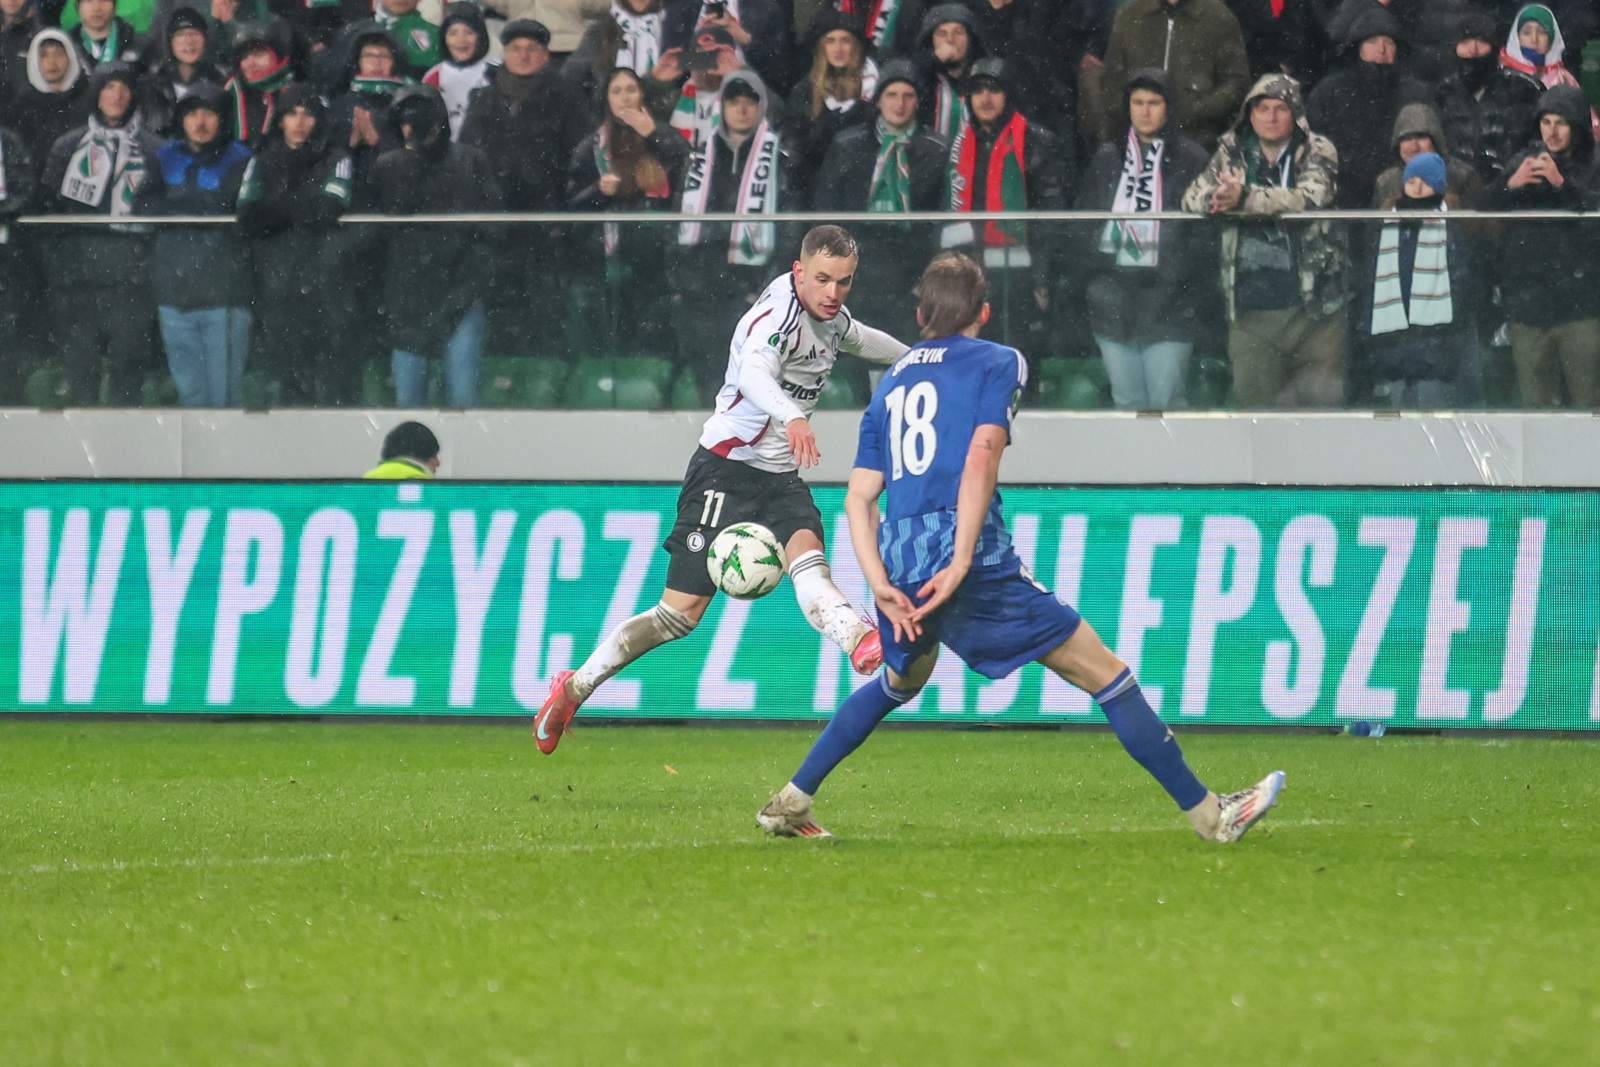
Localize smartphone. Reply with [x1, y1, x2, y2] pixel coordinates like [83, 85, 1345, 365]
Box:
[703, 1, 727, 16]
[682, 47, 720, 73]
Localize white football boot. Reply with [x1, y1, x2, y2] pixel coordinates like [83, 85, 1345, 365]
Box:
[1214, 770, 1286, 843]
[757, 783, 832, 839]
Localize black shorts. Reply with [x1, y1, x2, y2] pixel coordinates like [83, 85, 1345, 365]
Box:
[663, 447, 825, 597]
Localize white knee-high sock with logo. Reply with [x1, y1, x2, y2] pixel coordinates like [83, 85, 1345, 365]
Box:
[788, 549, 870, 653]
[571, 603, 696, 701]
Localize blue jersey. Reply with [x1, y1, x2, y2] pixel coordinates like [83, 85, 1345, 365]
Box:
[853, 334, 1027, 587]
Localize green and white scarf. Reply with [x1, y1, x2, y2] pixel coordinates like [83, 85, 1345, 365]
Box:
[1100, 128, 1163, 267]
[612, 1, 663, 75]
[679, 119, 779, 265]
[1371, 208, 1453, 335]
[867, 116, 912, 213]
[79, 22, 121, 63]
[59, 114, 144, 216]
[349, 75, 407, 97]
[931, 72, 965, 144]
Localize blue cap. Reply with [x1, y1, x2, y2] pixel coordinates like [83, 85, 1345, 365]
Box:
[1403, 152, 1447, 194]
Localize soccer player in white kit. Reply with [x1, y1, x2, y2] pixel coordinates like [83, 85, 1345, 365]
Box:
[534, 225, 912, 753]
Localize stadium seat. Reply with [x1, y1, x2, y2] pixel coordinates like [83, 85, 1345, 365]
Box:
[521, 359, 570, 408]
[670, 368, 702, 409]
[563, 359, 617, 409]
[361, 360, 392, 407]
[814, 374, 860, 410]
[141, 371, 180, 408]
[241, 370, 277, 410]
[23, 364, 68, 408]
[1188, 357, 1232, 410]
[1061, 361, 1110, 410]
[612, 357, 675, 410]
[478, 357, 524, 409]
[1034, 358, 1076, 409]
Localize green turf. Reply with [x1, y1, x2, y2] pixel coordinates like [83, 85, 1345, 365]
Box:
[1, 721, 1596, 1065]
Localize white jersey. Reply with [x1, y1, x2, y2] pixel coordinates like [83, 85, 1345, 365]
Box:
[698, 273, 904, 473]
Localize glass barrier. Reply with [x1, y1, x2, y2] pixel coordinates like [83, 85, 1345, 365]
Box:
[2, 211, 1587, 412]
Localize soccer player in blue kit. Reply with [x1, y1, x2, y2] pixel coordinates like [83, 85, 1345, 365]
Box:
[758, 253, 1286, 842]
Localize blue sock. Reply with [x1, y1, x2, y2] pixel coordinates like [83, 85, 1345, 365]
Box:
[792, 676, 916, 796]
[1094, 669, 1209, 811]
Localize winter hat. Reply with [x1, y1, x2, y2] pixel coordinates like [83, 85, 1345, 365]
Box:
[807, 7, 866, 49]
[382, 421, 440, 462]
[500, 18, 550, 47]
[440, 2, 489, 64]
[1456, 8, 1496, 44]
[963, 56, 1010, 96]
[166, 7, 207, 40]
[873, 57, 924, 102]
[722, 77, 760, 103]
[1403, 152, 1447, 194]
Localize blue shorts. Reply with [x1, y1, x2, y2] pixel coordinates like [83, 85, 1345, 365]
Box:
[878, 566, 1083, 681]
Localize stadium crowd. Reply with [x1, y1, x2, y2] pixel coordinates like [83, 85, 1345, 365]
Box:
[0, 0, 1598, 410]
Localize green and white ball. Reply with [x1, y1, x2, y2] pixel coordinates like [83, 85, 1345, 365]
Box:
[706, 523, 787, 599]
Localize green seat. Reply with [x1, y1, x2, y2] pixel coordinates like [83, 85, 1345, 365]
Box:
[23, 364, 69, 408]
[1060, 360, 1109, 410]
[612, 357, 675, 410]
[1187, 357, 1231, 410]
[522, 359, 570, 408]
[141, 371, 180, 408]
[814, 374, 860, 410]
[479, 357, 524, 409]
[241, 369, 277, 410]
[361, 360, 392, 407]
[670, 368, 703, 409]
[1034, 358, 1078, 409]
[563, 359, 617, 409]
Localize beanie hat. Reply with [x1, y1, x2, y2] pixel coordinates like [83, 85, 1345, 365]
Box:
[382, 421, 440, 462]
[873, 57, 924, 102]
[1456, 8, 1496, 44]
[167, 6, 207, 39]
[1403, 152, 1448, 194]
[500, 18, 550, 47]
[1519, 4, 1556, 41]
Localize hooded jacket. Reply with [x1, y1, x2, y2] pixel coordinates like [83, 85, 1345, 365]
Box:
[1099, 0, 1251, 149]
[69, 13, 142, 73]
[1304, 6, 1430, 208]
[1180, 72, 1346, 321]
[1370, 102, 1483, 208]
[1433, 41, 1544, 184]
[137, 7, 226, 139]
[370, 83, 504, 354]
[783, 9, 878, 199]
[135, 83, 254, 309]
[1076, 67, 1216, 343]
[459, 49, 590, 211]
[423, 3, 492, 140]
[328, 23, 410, 175]
[676, 68, 794, 227]
[915, 4, 983, 135]
[1482, 83, 1600, 327]
[0, 4, 41, 95]
[813, 59, 947, 214]
[9, 28, 90, 165]
[223, 18, 298, 151]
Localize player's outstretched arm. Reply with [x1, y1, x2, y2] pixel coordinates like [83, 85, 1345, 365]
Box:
[844, 467, 920, 642]
[911, 424, 1008, 622]
[839, 321, 910, 365]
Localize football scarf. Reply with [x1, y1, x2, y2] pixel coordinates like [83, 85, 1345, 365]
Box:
[837, 0, 903, 50]
[59, 113, 144, 215]
[867, 116, 912, 214]
[78, 22, 121, 63]
[943, 110, 1027, 258]
[931, 73, 965, 143]
[679, 119, 779, 265]
[1100, 129, 1163, 268]
[1371, 209, 1453, 335]
[595, 123, 671, 254]
[227, 54, 294, 143]
[349, 75, 406, 97]
[670, 82, 719, 151]
[612, 1, 663, 75]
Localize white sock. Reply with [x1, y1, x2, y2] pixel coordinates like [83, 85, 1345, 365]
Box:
[788, 549, 870, 654]
[571, 602, 696, 701]
[1185, 791, 1222, 840]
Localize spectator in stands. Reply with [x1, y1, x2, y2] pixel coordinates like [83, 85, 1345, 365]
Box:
[423, 3, 492, 140]
[365, 419, 440, 477]
[662, 0, 786, 93]
[375, 0, 440, 75]
[0, 116, 34, 404]
[40, 61, 153, 406]
[224, 18, 297, 150]
[568, 66, 691, 358]
[1306, 6, 1429, 209]
[961, 0, 1069, 132]
[328, 23, 408, 180]
[1182, 73, 1347, 408]
[1098, 0, 1250, 149]
[1355, 151, 1480, 407]
[1502, 3, 1579, 89]
[0, 0, 40, 97]
[1371, 102, 1483, 207]
[664, 23, 740, 150]
[136, 84, 253, 407]
[1077, 68, 1213, 410]
[460, 19, 588, 362]
[69, 0, 142, 72]
[813, 58, 945, 342]
[237, 83, 356, 405]
[1064, 0, 1118, 153]
[137, 7, 222, 139]
[377, 83, 502, 407]
[1434, 9, 1543, 185]
[564, 0, 679, 120]
[1223, 0, 1317, 81]
[484, 0, 607, 62]
[916, 5, 982, 144]
[9, 29, 87, 166]
[671, 68, 792, 399]
[941, 57, 1070, 348]
[784, 10, 875, 204]
[1482, 84, 1600, 407]
[832, 0, 925, 58]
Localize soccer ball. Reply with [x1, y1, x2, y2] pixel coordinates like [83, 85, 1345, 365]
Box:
[706, 523, 787, 599]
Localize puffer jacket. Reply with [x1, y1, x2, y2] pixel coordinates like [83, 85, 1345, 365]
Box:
[1099, 0, 1251, 148]
[1370, 102, 1484, 208]
[1481, 83, 1600, 327]
[1432, 61, 1544, 185]
[1180, 72, 1347, 321]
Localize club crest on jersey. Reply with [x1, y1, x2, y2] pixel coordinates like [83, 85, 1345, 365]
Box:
[687, 531, 706, 552]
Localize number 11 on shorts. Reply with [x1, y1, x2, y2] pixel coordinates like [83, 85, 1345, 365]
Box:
[700, 490, 726, 526]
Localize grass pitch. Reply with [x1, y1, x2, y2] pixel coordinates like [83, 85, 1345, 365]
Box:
[1, 721, 1596, 1065]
